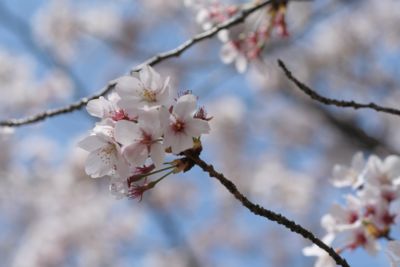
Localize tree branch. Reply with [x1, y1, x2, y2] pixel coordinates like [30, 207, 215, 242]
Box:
[0, 0, 274, 127]
[277, 59, 400, 117]
[184, 152, 350, 267]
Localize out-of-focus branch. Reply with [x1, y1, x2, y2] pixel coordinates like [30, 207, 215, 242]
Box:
[0, 0, 275, 127]
[183, 152, 350, 267]
[278, 59, 400, 117]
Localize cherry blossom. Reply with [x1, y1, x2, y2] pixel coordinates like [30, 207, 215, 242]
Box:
[161, 94, 210, 154]
[116, 65, 172, 110]
[331, 151, 366, 188]
[187, 1, 289, 72]
[80, 66, 211, 198]
[114, 108, 164, 168]
[303, 234, 336, 267]
[305, 153, 400, 266]
[78, 120, 129, 178]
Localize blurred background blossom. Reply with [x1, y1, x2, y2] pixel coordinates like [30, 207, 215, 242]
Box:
[0, 0, 399, 266]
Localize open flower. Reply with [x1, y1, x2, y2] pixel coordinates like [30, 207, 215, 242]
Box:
[86, 93, 135, 121]
[161, 94, 210, 154]
[331, 152, 365, 188]
[303, 234, 336, 267]
[114, 108, 164, 168]
[115, 65, 171, 110]
[78, 120, 128, 178]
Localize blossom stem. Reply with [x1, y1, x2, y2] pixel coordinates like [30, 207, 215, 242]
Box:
[133, 165, 177, 181]
[152, 170, 175, 185]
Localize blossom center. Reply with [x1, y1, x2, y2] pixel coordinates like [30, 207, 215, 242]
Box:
[142, 89, 157, 103]
[172, 120, 185, 133]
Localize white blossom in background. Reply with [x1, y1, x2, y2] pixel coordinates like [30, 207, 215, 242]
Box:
[0, 48, 72, 116]
[186, 0, 289, 72]
[32, 0, 78, 61]
[305, 153, 400, 266]
[32, 0, 123, 61]
[1, 144, 144, 267]
[79, 65, 211, 199]
[250, 156, 315, 212]
[78, 6, 122, 38]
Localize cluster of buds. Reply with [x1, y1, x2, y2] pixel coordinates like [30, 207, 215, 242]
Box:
[304, 153, 400, 267]
[79, 66, 211, 199]
[187, 0, 289, 73]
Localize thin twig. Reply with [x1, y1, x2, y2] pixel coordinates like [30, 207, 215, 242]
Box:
[278, 59, 400, 117]
[184, 152, 351, 267]
[0, 0, 274, 127]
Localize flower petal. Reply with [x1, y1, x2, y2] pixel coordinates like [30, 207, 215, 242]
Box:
[174, 94, 197, 118]
[150, 142, 165, 168]
[78, 135, 105, 152]
[122, 143, 148, 166]
[115, 76, 143, 95]
[185, 118, 210, 137]
[114, 120, 141, 146]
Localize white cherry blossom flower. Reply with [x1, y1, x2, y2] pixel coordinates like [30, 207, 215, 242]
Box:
[331, 152, 366, 188]
[86, 93, 136, 121]
[220, 40, 247, 73]
[364, 155, 400, 188]
[161, 94, 210, 154]
[116, 65, 172, 110]
[114, 108, 164, 168]
[78, 120, 128, 178]
[321, 195, 362, 233]
[303, 234, 336, 267]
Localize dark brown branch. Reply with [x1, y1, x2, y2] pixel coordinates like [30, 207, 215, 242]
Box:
[0, 83, 116, 127]
[130, 0, 273, 73]
[184, 152, 350, 267]
[278, 59, 400, 117]
[0, 0, 274, 127]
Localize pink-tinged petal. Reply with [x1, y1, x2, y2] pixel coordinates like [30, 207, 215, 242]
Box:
[159, 106, 171, 130]
[139, 108, 162, 136]
[235, 54, 247, 73]
[220, 42, 237, 64]
[156, 76, 171, 104]
[150, 142, 165, 168]
[122, 143, 148, 166]
[115, 156, 130, 178]
[86, 97, 110, 118]
[170, 133, 193, 154]
[140, 65, 162, 89]
[185, 118, 210, 137]
[174, 94, 197, 118]
[118, 98, 141, 112]
[85, 149, 112, 178]
[115, 76, 143, 95]
[217, 29, 229, 42]
[114, 120, 141, 146]
[78, 135, 105, 152]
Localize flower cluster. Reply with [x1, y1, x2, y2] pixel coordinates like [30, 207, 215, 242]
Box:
[79, 66, 211, 199]
[186, 1, 289, 73]
[304, 153, 400, 267]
